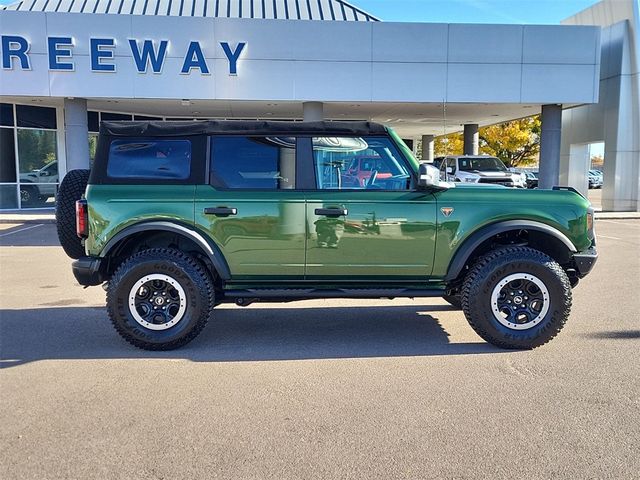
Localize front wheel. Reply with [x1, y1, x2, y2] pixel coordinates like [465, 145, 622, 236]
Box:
[461, 247, 572, 349]
[107, 248, 214, 350]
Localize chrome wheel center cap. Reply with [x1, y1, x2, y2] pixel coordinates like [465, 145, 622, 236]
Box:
[154, 296, 165, 306]
[513, 296, 523, 305]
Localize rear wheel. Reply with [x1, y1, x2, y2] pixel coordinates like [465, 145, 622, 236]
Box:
[107, 248, 214, 350]
[461, 247, 572, 349]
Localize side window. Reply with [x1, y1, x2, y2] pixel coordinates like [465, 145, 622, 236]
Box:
[447, 158, 457, 174]
[107, 139, 191, 180]
[312, 136, 412, 190]
[210, 136, 296, 190]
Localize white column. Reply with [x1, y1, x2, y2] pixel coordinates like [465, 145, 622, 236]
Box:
[303, 102, 324, 122]
[63, 98, 90, 172]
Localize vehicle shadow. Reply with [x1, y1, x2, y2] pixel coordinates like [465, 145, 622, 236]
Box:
[0, 305, 505, 368]
[583, 330, 640, 340]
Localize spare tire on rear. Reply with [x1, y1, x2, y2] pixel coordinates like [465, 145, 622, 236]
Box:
[56, 169, 90, 259]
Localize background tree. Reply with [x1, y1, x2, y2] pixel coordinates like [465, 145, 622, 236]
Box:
[479, 116, 541, 167]
[428, 115, 541, 167]
[433, 132, 464, 157]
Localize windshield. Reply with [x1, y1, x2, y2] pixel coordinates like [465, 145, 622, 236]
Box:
[458, 157, 507, 172]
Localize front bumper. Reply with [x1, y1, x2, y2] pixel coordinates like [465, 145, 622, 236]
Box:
[573, 247, 598, 277]
[72, 256, 104, 286]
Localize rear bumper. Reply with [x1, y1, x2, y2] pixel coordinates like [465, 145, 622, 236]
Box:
[573, 247, 598, 277]
[72, 256, 104, 286]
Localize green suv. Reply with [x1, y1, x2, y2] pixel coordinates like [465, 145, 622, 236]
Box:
[56, 120, 597, 351]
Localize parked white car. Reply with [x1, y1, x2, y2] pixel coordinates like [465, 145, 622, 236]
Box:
[436, 155, 524, 188]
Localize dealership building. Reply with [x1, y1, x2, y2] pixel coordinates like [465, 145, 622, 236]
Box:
[0, 0, 637, 211]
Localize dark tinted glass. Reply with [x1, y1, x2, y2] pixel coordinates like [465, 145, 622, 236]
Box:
[107, 139, 191, 180]
[458, 157, 506, 172]
[0, 103, 14, 127]
[101, 112, 132, 122]
[134, 115, 162, 121]
[88, 111, 99, 132]
[0, 128, 17, 182]
[16, 105, 57, 129]
[210, 136, 296, 190]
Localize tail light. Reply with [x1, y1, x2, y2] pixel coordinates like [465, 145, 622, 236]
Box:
[586, 207, 595, 242]
[76, 199, 88, 238]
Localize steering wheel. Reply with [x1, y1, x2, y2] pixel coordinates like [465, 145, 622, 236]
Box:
[366, 170, 379, 188]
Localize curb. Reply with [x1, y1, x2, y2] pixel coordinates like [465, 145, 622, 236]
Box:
[595, 212, 640, 220]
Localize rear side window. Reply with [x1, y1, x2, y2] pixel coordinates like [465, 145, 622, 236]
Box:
[210, 136, 296, 189]
[107, 139, 191, 180]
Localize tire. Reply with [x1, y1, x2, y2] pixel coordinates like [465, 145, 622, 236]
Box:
[461, 246, 572, 349]
[55, 169, 90, 259]
[442, 295, 462, 309]
[107, 248, 214, 350]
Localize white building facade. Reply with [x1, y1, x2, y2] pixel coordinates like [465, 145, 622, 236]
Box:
[0, 0, 617, 209]
[561, 0, 640, 212]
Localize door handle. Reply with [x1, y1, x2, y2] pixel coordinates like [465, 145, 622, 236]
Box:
[315, 208, 348, 217]
[204, 207, 237, 217]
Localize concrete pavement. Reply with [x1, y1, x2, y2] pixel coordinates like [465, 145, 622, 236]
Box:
[1, 220, 639, 479]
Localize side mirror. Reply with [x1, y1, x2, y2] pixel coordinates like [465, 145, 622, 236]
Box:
[418, 164, 453, 190]
[446, 166, 453, 174]
[39, 171, 50, 177]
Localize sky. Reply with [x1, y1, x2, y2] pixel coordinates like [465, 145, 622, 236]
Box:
[0, 0, 599, 22]
[356, 0, 598, 24]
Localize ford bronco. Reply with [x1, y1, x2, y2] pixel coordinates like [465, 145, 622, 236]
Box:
[56, 120, 597, 351]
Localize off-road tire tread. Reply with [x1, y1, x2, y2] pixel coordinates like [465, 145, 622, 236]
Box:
[56, 169, 90, 259]
[461, 246, 572, 349]
[107, 248, 215, 351]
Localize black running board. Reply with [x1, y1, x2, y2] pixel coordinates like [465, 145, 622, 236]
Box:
[223, 288, 445, 302]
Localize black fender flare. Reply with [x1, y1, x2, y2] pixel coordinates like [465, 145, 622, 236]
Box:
[100, 221, 231, 280]
[444, 220, 577, 281]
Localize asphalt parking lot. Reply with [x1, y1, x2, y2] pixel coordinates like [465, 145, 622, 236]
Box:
[1, 220, 638, 479]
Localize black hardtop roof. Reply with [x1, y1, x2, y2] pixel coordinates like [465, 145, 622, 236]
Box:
[100, 120, 388, 137]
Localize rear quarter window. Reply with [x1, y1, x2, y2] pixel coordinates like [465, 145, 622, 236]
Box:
[107, 139, 191, 180]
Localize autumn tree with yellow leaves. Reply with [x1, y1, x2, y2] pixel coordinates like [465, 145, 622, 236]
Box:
[431, 115, 541, 167]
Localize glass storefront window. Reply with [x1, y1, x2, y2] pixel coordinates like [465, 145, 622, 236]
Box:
[0, 184, 18, 209]
[101, 112, 132, 122]
[0, 103, 14, 127]
[88, 111, 100, 133]
[89, 134, 98, 165]
[0, 127, 17, 183]
[17, 129, 59, 208]
[16, 105, 57, 130]
[0, 103, 64, 209]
